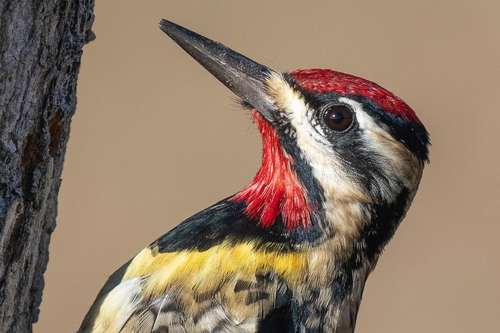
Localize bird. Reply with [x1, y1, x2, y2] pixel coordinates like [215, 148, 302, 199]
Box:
[78, 19, 429, 333]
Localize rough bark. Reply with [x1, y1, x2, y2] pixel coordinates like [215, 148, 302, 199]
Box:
[0, 0, 95, 332]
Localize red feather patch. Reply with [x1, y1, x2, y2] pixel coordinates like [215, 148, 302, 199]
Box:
[290, 69, 421, 124]
[231, 111, 312, 232]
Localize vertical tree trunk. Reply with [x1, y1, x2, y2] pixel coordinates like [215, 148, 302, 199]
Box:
[0, 0, 95, 332]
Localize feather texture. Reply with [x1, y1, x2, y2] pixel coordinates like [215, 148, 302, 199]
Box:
[79, 20, 429, 333]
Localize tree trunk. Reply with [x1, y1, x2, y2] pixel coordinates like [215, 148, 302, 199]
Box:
[0, 0, 95, 332]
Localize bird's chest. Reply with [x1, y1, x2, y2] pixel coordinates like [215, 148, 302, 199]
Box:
[212, 258, 368, 333]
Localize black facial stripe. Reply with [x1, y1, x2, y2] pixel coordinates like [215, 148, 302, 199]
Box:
[349, 95, 430, 162]
[274, 122, 332, 235]
[277, 94, 387, 201]
[324, 123, 390, 200]
[277, 77, 398, 204]
[283, 74, 429, 162]
[275, 124, 326, 208]
[273, 89, 407, 203]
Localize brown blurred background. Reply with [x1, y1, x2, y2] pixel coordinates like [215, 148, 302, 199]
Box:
[34, 1, 500, 332]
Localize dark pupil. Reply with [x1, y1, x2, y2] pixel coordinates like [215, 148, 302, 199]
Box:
[324, 106, 353, 131]
[330, 112, 344, 124]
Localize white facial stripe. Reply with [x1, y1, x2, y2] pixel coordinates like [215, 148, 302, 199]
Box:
[264, 80, 423, 254]
[339, 97, 424, 198]
[266, 76, 370, 249]
[267, 73, 333, 148]
[269, 82, 368, 200]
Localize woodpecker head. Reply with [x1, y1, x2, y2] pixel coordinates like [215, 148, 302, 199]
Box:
[160, 20, 429, 260]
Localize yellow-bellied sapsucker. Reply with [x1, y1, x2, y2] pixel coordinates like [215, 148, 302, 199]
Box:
[78, 19, 429, 333]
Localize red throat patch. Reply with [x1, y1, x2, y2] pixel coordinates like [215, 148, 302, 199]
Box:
[289, 69, 421, 124]
[231, 111, 313, 232]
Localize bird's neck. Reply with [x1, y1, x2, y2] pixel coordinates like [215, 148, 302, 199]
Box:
[231, 111, 314, 232]
[330, 261, 374, 333]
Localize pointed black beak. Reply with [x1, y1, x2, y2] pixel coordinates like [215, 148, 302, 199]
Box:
[159, 19, 278, 122]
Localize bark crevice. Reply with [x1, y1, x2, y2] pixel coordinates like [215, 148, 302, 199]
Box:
[0, 0, 95, 331]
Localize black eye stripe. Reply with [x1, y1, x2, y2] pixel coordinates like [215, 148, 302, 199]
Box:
[323, 105, 354, 132]
[348, 95, 430, 161]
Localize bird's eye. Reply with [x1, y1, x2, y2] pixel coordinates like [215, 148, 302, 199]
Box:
[324, 105, 353, 132]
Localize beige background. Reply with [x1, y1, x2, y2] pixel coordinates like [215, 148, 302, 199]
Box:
[35, 1, 499, 332]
